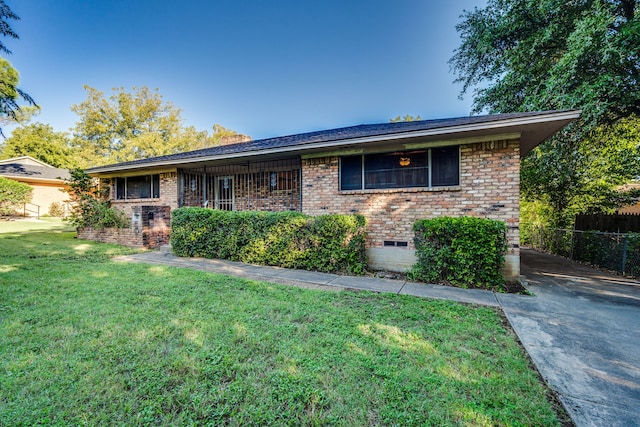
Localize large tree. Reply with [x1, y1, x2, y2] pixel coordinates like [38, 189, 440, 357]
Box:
[1, 122, 75, 168]
[71, 86, 243, 167]
[521, 115, 640, 225]
[451, 0, 639, 126]
[0, 1, 36, 135]
[450, 0, 640, 226]
[211, 123, 249, 145]
[390, 115, 422, 123]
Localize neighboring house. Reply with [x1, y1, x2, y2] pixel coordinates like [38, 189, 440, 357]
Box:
[0, 156, 71, 217]
[616, 183, 640, 214]
[86, 110, 580, 281]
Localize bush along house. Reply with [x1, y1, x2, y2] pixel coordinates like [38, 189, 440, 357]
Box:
[85, 110, 580, 281]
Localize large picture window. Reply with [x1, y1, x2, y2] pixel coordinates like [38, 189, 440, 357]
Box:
[115, 175, 160, 199]
[340, 146, 459, 191]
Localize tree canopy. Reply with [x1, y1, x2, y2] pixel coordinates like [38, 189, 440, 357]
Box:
[450, 0, 639, 128]
[0, 1, 36, 135]
[71, 86, 242, 167]
[0, 0, 20, 55]
[390, 115, 422, 123]
[1, 122, 75, 168]
[450, 0, 640, 226]
[521, 115, 640, 224]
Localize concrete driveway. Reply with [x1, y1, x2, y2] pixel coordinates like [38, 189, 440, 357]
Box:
[497, 248, 640, 427]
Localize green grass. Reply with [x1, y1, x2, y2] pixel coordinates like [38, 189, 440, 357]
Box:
[0, 217, 74, 233]
[0, 231, 563, 426]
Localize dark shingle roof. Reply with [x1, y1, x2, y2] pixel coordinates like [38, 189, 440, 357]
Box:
[88, 110, 579, 173]
[0, 163, 70, 181]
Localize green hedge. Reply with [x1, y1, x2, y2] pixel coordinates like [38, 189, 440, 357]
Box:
[409, 216, 508, 290]
[170, 208, 367, 275]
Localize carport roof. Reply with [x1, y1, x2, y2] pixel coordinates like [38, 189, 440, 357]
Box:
[87, 109, 580, 175]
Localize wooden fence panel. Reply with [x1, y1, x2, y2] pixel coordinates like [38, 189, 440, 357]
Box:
[574, 213, 640, 233]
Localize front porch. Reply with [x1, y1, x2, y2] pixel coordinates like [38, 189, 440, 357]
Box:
[178, 158, 302, 212]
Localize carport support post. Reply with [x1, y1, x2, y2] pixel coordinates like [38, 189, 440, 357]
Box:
[621, 237, 629, 275]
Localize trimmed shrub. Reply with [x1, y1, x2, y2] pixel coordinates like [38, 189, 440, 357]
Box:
[48, 201, 66, 217]
[171, 208, 367, 275]
[409, 216, 508, 290]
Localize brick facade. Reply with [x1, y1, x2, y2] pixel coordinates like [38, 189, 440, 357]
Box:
[81, 143, 522, 278]
[301, 140, 521, 273]
[233, 172, 301, 212]
[77, 226, 144, 247]
[77, 172, 177, 248]
[77, 205, 172, 249]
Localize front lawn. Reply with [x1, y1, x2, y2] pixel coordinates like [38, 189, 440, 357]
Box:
[0, 231, 564, 426]
[0, 217, 74, 233]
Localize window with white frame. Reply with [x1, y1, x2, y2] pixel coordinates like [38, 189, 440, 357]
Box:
[340, 146, 459, 191]
[115, 175, 160, 199]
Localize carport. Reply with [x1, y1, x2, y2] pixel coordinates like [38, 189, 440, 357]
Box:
[497, 248, 640, 426]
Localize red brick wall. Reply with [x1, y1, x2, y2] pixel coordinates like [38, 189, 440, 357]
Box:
[301, 139, 520, 259]
[77, 227, 143, 247]
[78, 172, 177, 248]
[77, 205, 171, 249]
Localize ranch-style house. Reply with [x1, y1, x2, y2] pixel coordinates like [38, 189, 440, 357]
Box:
[85, 110, 580, 281]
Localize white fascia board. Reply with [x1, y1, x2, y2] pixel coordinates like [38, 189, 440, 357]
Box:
[5, 176, 68, 184]
[88, 110, 581, 175]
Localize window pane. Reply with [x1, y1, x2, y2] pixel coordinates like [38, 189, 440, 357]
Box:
[115, 178, 125, 200]
[127, 175, 151, 199]
[432, 146, 459, 186]
[340, 156, 362, 190]
[364, 151, 427, 189]
[152, 174, 160, 198]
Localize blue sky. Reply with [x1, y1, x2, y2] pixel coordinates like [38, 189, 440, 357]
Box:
[7, 0, 486, 140]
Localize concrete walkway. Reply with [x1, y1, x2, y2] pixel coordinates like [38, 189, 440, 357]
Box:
[113, 250, 502, 307]
[113, 248, 640, 427]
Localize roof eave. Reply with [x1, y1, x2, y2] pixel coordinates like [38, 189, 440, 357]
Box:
[1, 175, 69, 184]
[87, 110, 581, 176]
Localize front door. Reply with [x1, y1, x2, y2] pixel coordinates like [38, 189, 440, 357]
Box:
[216, 176, 234, 211]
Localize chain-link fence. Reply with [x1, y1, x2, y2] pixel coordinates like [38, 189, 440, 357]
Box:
[521, 224, 640, 277]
